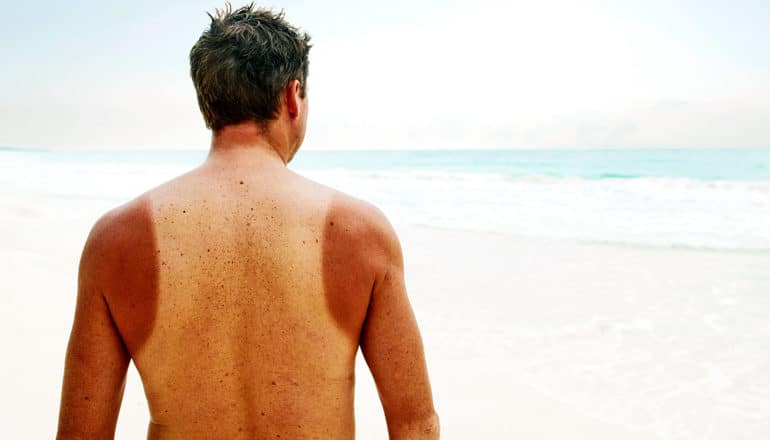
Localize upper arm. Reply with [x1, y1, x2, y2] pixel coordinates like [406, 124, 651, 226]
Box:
[358, 206, 439, 438]
[57, 212, 130, 439]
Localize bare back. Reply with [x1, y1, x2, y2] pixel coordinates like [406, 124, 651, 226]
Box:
[58, 152, 438, 439]
[96, 162, 377, 438]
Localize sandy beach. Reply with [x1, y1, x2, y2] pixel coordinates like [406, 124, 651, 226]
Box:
[2, 190, 768, 438]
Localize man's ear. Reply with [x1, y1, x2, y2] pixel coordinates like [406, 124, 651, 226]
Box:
[285, 79, 302, 119]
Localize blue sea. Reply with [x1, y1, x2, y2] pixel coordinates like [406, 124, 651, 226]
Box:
[2, 147, 769, 252]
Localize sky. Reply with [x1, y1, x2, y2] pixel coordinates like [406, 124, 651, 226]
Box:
[1, 0, 769, 150]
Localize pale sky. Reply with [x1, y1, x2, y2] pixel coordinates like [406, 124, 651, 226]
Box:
[1, 0, 769, 150]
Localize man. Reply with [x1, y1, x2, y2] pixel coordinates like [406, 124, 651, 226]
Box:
[56, 4, 438, 439]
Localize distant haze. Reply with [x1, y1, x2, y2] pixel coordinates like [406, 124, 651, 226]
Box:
[2, 0, 769, 150]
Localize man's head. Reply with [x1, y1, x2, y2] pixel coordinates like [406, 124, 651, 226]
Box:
[190, 3, 311, 155]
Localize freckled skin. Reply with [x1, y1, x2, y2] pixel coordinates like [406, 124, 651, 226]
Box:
[322, 198, 384, 343]
[136, 167, 367, 439]
[58, 94, 437, 438]
[57, 147, 438, 438]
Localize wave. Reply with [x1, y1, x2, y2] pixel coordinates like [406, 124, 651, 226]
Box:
[3, 149, 769, 252]
[301, 169, 770, 252]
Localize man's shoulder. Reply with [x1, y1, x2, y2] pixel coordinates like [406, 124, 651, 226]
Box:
[81, 195, 155, 272]
[85, 166, 198, 251]
[328, 191, 388, 230]
[322, 188, 401, 265]
[291, 171, 393, 237]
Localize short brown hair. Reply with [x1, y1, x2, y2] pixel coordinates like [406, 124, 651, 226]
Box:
[189, 3, 311, 130]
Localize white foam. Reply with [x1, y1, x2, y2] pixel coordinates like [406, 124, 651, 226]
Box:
[300, 168, 770, 252]
[3, 153, 769, 252]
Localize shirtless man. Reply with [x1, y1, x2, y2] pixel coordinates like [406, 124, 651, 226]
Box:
[56, 4, 438, 439]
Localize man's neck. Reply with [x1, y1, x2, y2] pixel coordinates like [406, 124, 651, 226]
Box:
[208, 121, 291, 166]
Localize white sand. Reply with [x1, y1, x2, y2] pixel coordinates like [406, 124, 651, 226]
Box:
[2, 199, 769, 438]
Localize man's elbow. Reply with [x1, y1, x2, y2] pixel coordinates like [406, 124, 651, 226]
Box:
[389, 410, 440, 439]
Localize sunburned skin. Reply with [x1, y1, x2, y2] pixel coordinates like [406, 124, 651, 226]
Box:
[89, 196, 159, 358]
[57, 150, 438, 439]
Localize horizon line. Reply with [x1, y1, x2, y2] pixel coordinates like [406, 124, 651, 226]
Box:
[3, 145, 770, 153]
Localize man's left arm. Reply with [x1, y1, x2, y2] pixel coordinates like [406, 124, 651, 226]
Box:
[57, 216, 130, 439]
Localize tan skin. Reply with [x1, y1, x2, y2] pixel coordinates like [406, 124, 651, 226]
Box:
[57, 80, 439, 439]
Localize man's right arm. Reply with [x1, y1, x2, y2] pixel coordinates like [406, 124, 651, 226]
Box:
[359, 206, 439, 439]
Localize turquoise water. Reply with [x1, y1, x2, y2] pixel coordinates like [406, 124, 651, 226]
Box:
[4, 147, 769, 181]
[294, 148, 770, 181]
[2, 147, 770, 251]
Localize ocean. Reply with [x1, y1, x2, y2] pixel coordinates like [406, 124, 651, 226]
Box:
[2, 147, 769, 252]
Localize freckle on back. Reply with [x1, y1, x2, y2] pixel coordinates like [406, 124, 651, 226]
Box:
[114, 166, 369, 438]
